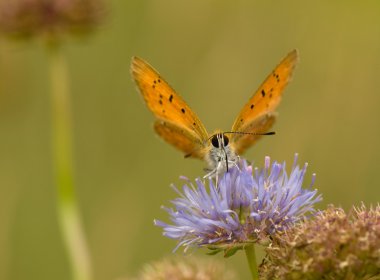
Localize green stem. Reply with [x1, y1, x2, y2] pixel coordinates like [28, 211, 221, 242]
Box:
[48, 42, 92, 280]
[245, 244, 259, 280]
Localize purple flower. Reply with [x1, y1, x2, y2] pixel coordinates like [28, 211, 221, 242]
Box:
[155, 155, 322, 255]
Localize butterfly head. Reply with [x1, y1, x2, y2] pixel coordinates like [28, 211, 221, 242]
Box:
[205, 132, 238, 175]
[210, 133, 229, 149]
[204, 130, 277, 178]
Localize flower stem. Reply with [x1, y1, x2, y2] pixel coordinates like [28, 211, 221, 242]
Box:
[245, 244, 259, 280]
[48, 42, 92, 280]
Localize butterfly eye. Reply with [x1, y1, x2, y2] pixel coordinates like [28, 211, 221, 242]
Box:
[223, 135, 229, 146]
[211, 135, 219, 148]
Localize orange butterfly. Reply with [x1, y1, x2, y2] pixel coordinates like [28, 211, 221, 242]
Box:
[131, 50, 298, 177]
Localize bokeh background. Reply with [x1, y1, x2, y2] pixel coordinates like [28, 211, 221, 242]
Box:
[1, 1, 380, 279]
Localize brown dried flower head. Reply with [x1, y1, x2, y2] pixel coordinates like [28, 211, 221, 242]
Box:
[0, 0, 104, 39]
[133, 257, 237, 280]
[260, 204, 380, 280]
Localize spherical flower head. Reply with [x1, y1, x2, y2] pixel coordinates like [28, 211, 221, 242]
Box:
[133, 257, 237, 280]
[0, 0, 104, 39]
[155, 155, 321, 256]
[260, 204, 380, 279]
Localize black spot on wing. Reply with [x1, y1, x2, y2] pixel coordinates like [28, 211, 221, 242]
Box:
[169, 95, 173, 102]
[181, 108, 185, 113]
[250, 104, 254, 109]
[261, 89, 266, 97]
[273, 72, 280, 83]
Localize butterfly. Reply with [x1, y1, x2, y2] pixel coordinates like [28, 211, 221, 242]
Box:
[131, 50, 299, 177]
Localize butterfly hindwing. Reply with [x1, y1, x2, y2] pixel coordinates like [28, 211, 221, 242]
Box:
[154, 120, 206, 159]
[230, 114, 276, 155]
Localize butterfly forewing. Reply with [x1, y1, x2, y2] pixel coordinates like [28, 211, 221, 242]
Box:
[154, 120, 206, 159]
[230, 49, 299, 153]
[131, 57, 209, 157]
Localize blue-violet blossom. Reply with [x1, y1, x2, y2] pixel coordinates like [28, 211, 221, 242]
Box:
[154, 155, 322, 254]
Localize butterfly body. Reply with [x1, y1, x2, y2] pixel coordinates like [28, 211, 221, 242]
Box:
[131, 50, 298, 175]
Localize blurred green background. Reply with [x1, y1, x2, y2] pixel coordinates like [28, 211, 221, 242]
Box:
[1, 1, 380, 279]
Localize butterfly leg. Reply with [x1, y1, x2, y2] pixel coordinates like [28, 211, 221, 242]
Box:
[203, 156, 241, 188]
[203, 168, 217, 179]
[203, 162, 224, 187]
[204, 159, 237, 177]
[227, 158, 240, 171]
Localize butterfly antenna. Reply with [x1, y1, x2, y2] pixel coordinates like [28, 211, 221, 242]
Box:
[223, 131, 275, 136]
[205, 131, 274, 146]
